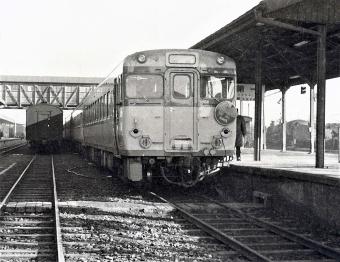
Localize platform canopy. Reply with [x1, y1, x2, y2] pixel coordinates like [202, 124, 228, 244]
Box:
[0, 75, 103, 109]
[191, 0, 340, 91]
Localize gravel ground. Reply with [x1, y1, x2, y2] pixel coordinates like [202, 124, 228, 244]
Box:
[4, 147, 338, 261]
[54, 153, 235, 262]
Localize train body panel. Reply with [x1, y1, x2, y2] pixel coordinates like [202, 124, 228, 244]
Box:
[26, 102, 63, 150]
[121, 106, 164, 155]
[198, 106, 236, 153]
[83, 119, 116, 151]
[64, 49, 237, 186]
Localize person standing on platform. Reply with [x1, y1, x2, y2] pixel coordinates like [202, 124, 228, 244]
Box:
[235, 108, 246, 161]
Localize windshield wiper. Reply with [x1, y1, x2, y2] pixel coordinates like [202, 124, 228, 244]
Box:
[137, 91, 149, 102]
[207, 86, 219, 102]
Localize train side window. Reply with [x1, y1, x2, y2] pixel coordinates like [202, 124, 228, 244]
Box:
[89, 107, 91, 123]
[91, 104, 94, 122]
[102, 96, 105, 119]
[93, 102, 95, 121]
[173, 74, 192, 99]
[91, 104, 93, 122]
[94, 101, 97, 121]
[87, 105, 90, 123]
[89, 105, 91, 123]
[101, 97, 103, 120]
[98, 99, 100, 120]
[97, 99, 100, 120]
[118, 76, 122, 102]
[83, 108, 86, 124]
[106, 92, 109, 117]
[111, 88, 115, 116]
[100, 97, 103, 120]
[98, 99, 101, 121]
[98, 99, 101, 120]
[97, 100, 99, 120]
[87, 106, 90, 123]
[103, 94, 106, 118]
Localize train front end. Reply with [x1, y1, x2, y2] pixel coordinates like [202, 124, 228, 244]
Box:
[119, 49, 237, 186]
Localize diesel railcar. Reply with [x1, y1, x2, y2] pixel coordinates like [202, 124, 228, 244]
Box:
[64, 49, 237, 187]
[26, 102, 63, 151]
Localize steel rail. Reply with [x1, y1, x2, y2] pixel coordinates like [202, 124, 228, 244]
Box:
[0, 142, 28, 155]
[52, 155, 65, 262]
[209, 198, 340, 261]
[149, 191, 273, 262]
[0, 154, 36, 210]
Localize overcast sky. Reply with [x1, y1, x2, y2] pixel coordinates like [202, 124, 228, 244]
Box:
[0, 0, 339, 125]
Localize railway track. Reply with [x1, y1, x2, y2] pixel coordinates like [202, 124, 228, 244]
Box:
[150, 192, 340, 262]
[0, 141, 27, 155]
[0, 154, 64, 261]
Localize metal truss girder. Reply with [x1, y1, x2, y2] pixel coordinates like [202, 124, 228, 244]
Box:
[0, 83, 96, 109]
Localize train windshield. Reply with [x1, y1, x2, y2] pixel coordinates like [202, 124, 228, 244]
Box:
[126, 75, 163, 98]
[200, 76, 235, 100]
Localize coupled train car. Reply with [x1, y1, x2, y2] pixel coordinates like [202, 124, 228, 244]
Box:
[64, 49, 237, 187]
[26, 102, 63, 151]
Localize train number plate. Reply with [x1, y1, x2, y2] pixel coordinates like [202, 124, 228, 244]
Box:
[175, 140, 190, 145]
[171, 139, 192, 150]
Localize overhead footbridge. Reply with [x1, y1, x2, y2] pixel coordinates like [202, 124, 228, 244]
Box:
[0, 75, 103, 109]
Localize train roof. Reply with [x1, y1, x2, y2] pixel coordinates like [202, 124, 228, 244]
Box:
[123, 48, 236, 69]
[74, 49, 237, 112]
[26, 102, 63, 112]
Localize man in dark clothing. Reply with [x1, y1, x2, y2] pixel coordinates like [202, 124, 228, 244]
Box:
[235, 109, 246, 161]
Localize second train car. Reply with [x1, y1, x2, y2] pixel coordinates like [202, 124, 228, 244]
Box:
[26, 102, 63, 152]
[64, 49, 237, 187]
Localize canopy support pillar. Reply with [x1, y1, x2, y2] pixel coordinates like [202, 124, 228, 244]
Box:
[316, 25, 327, 168]
[254, 38, 263, 161]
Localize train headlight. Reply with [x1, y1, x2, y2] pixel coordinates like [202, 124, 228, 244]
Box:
[214, 101, 237, 125]
[221, 127, 231, 138]
[137, 53, 147, 63]
[216, 55, 226, 65]
[130, 128, 142, 138]
[139, 136, 152, 148]
[211, 136, 223, 149]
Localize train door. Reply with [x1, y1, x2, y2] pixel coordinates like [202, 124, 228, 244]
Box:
[114, 76, 123, 153]
[164, 69, 199, 152]
[37, 111, 51, 139]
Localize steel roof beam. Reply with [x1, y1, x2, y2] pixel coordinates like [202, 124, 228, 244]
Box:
[254, 8, 321, 37]
[268, 40, 312, 84]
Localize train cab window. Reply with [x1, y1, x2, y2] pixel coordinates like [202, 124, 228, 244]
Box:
[126, 75, 163, 98]
[200, 76, 235, 100]
[173, 75, 192, 99]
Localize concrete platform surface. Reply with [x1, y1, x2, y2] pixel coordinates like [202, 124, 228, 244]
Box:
[229, 148, 340, 186]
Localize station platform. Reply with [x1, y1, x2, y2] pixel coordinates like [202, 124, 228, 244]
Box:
[229, 148, 340, 187]
[0, 138, 26, 150]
